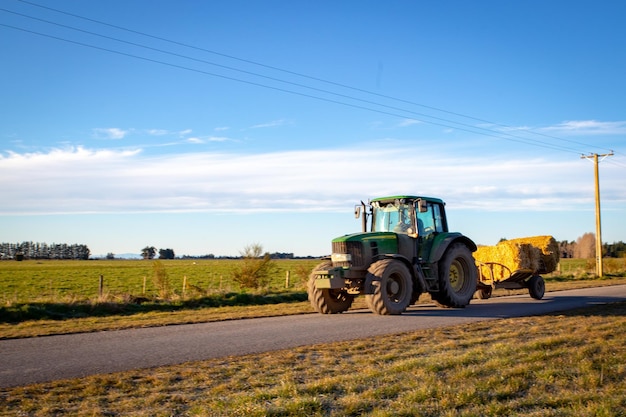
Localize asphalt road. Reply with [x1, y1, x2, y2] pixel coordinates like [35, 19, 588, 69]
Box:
[1, 285, 625, 388]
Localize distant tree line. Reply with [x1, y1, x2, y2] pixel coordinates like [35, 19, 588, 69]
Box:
[0, 242, 90, 260]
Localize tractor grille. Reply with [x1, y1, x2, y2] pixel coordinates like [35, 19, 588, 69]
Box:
[332, 241, 365, 268]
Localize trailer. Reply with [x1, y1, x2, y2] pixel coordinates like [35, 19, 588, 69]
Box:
[475, 261, 546, 300]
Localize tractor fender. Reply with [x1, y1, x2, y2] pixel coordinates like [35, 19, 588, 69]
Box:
[428, 233, 477, 264]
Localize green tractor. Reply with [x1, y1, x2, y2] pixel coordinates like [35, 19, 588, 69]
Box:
[308, 195, 478, 315]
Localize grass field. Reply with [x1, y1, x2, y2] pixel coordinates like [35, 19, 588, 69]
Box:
[2, 258, 624, 303]
[1, 301, 624, 416]
[0, 258, 322, 303]
[1, 258, 625, 340]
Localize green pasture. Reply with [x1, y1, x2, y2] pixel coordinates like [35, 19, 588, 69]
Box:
[0, 258, 321, 304]
[1, 258, 625, 305]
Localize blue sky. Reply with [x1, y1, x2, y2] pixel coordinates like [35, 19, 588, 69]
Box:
[1, 0, 625, 257]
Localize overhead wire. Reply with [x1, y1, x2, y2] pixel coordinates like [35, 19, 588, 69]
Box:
[14, 0, 617, 157]
[0, 8, 590, 155]
[1, 0, 621, 157]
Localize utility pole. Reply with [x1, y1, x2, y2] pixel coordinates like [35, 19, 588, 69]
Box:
[580, 151, 613, 277]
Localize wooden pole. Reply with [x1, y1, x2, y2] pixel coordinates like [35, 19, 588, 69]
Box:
[182, 275, 187, 298]
[581, 151, 613, 277]
[99, 274, 104, 297]
[285, 270, 290, 288]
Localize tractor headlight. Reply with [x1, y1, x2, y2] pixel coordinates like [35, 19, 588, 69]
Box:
[331, 253, 352, 263]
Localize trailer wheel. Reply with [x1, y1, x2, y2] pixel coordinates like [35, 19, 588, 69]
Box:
[527, 275, 545, 300]
[432, 243, 477, 308]
[475, 287, 492, 299]
[365, 259, 413, 315]
[307, 262, 354, 314]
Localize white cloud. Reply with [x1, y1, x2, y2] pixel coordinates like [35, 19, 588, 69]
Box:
[147, 129, 169, 136]
[250, 119, 288, 129]
[185, 136, 231, 144]
[93, 128, 129, 140]
[541, 120, 626, 136]
[397, 119, 421, 127]
[0, 143, 622, 216]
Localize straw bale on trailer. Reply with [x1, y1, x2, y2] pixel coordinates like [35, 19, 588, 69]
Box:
[474, 241, 541, 280]
[473, 235, 559, 281]
[506, 235, 559, 274]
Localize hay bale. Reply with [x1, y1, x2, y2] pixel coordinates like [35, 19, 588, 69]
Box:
[474, 241, 540, 280]
[507, 235, 559, 274]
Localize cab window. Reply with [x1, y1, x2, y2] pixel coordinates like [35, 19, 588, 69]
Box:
[417, 202, 446, 236]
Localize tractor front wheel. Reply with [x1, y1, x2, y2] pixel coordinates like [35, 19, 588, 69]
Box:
[432, 243, 477, 308]
[307, 262, 354, 314]
[365, 259, 413, 315]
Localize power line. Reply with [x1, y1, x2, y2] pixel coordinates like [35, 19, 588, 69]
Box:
[2, 2, 621, 156]
[3, 11, 596, 154]
[14, 0, 613, 155]
[3, 20, 585, 155]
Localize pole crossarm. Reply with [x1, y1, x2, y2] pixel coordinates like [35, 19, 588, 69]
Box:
[580, 151, 615, 162]
[580, 151, 613, 277]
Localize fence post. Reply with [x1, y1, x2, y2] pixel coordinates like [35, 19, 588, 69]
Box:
[99, 275, 104, 297]
[285, 270, 290, 288]
[143, 276, 147, 294]
[182, 275, 187, 298]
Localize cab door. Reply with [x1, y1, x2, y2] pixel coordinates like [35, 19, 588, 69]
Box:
[416, 201, 446, 261]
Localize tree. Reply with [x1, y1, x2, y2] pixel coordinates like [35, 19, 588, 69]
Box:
[141, 246, 157, 260]
[159, 248, 175, 259]
[574, 233, 595, 259]
[232, 243, 276, 289]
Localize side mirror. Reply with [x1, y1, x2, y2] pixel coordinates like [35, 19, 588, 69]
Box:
[354, 205, 361, 219]
[417, 199, 428, 213]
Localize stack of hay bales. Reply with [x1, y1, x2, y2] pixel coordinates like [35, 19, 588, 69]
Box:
[474, 235, 559, 281]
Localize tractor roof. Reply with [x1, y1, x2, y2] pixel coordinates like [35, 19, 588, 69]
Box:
[370, 195, 445, 205]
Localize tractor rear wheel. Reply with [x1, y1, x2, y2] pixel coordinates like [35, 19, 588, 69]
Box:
[527, 275, 545, 300]
[365, 259, 413, 315]
[307, 262, 354, 314]
[432, 243, 477, 308]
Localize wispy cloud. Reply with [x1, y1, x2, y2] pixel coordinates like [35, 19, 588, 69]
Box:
[1, 142, 621, 216]
[92, 128, 129, 140]
[397, 119, 422, 127]
[146, 129, 169, 136]
[185, 136, 232, 144]
[479, 120, 626, 137]
[541, 120, 626, 135]
[250, 119, 288, 129]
